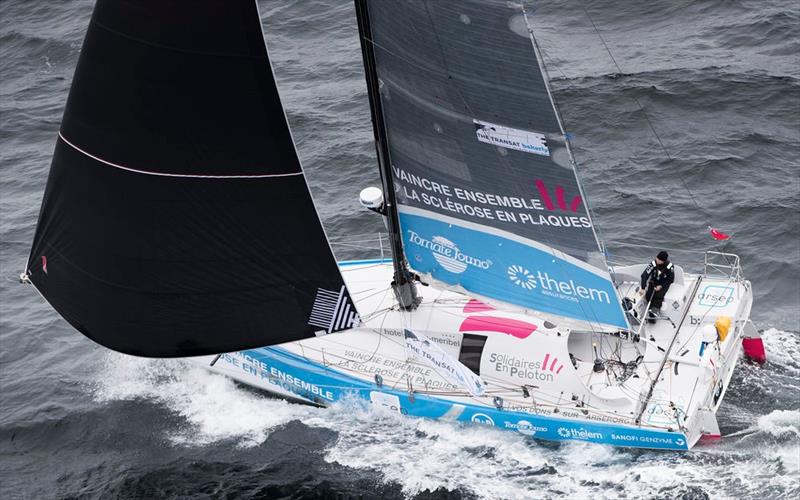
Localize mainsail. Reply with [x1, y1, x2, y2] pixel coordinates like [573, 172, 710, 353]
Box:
[25, 0, 358, 357]
[360, 0, 627, 329]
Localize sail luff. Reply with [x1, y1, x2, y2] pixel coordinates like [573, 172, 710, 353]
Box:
[354, 0, 420, 308]
[520, 6, 627, 328]
[520, 6, 609, 261]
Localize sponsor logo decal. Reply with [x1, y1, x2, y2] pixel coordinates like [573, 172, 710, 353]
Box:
[489, 352, 563, 382]
[504, 420, 547, 435]
[697, 286, 734, 307]
[407, 230, 492, 274]
[557, 427, 603, 440]
[474, 119, 549, 156]
[610, 433, 685, 446]
[534, 179, 583, 213]
[541, 353, 564, 375]
[514, 420, 547, 436]
[506, 264, 612, 305]
[471, 413, 495, 426]
[508, 265, 537, 290]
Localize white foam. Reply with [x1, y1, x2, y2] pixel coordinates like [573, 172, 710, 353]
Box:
[757, 409, 800, 474]
[93, 352, 318, 447]
[91, 351, 800, 498]
[760, 328, 800, 374]
[757, 409, 800, 438]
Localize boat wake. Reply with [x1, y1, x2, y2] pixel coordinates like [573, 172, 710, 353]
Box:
[92, 333, 800, 499]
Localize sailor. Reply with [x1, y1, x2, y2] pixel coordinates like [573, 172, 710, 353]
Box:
[638, 250, 675, 317]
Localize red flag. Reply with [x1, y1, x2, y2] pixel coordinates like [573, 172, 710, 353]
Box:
[42, 255, 48, 274]
[709, 227, 730, 241]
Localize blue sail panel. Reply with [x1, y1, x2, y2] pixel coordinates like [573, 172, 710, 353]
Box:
[400, 211, 627, 329]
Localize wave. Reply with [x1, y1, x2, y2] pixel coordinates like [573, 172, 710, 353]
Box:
[92, 340, 800, 499]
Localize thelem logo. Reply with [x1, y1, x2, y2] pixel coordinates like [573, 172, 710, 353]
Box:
[407, 230, 492, 274]
[535, 179, 582, 213]
[557, 427, 602, 440]
[506, 264, 612, 304]
[508, 265, 536, 290]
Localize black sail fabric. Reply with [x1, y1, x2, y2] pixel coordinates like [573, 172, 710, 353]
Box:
[26, 0, 358, 357]
[364, 0, 628, 328]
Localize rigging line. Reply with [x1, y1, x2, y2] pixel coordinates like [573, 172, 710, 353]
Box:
[580, 4, 704, 214]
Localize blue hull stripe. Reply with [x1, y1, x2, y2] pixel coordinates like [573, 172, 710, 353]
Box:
[225, 346, 689, 450]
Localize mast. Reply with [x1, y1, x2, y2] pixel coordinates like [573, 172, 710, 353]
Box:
[354, 0, 420, 310]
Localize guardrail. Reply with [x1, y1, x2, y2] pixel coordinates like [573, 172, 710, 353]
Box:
[329, 232, 390, 260]
[703, 251, 743, 282]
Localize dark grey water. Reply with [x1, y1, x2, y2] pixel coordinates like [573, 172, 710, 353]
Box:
[1, 1, 798, 498]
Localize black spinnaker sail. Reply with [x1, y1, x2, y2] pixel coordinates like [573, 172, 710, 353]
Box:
[26, 0, 358, 357]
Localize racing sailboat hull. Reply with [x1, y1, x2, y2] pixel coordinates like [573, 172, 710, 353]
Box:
[192, 256, 753, 451]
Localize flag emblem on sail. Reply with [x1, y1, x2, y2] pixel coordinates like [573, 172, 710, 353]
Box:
[308, 286, 360, 334]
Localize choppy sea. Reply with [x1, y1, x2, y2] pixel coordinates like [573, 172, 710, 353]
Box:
[1, 0, 798, 498]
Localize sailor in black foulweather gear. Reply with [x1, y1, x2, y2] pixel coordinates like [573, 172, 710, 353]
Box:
[639, 251, 675, 317]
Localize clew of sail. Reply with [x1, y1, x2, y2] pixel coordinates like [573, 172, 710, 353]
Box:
[361, 0, 627, 329]
[25, 0, 358, 357]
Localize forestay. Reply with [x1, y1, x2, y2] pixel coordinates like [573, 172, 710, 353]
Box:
[363, 0, 627, 329]
[26, 0, 358, 357]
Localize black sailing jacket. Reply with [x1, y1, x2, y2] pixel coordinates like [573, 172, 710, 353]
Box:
[640, 260, 675, 291]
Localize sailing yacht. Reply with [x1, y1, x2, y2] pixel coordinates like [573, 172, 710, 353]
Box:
[22, 0, 764, 450]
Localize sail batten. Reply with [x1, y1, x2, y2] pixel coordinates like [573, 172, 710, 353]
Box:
[363, 0, 628, 329]
[27, 0, 358, 357]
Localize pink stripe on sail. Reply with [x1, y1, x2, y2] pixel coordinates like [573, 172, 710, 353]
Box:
[549, 357, 559, 371]
[542, 353, 550, 370]
[463, 299, 495, 313]
[570, 195, 582, 212]
[555, 185, 567, 210]
[556, 365, 564, 374]
[459, 316, 537, 339]
[535, 179, 555, 210]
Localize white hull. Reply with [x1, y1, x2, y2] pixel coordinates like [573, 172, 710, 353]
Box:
[190, 254, 754, 450]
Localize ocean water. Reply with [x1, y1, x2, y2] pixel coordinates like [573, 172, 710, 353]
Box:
[1, 0, 798, 498]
